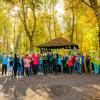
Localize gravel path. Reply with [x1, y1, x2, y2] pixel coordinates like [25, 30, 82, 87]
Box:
[0, 73, 100, 100]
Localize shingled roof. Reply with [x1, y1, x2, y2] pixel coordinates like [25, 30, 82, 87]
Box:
[37, 37, 79, 49]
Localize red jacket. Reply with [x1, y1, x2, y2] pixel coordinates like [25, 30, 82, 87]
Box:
[68, 58, 73, 67]
[32, 54, 40, 65]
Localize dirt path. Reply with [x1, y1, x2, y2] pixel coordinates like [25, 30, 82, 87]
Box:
[0, 73, 100, 100]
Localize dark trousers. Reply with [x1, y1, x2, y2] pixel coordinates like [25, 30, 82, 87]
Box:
[86, 63, 90, 73]
[13, 67, 17, 77]
[53, 64, 58, 74]
[82, 63, 85, 73]
[91, 63, 94, 71]
[2, 64, 7, 75]
[30, 65, 32, 75]
[47, 63, 52, 73]
[43, 64, 48, 75]
[25, 67, 30, 77]
[22, 67, 24, 76]
[32, 65, 38, 75]
[63, 64, 68, 73]
[58, 65, 61, 73]
[68, 67, 72, 74]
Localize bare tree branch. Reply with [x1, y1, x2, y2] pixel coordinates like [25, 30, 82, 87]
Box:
[81, 0, 92, 8]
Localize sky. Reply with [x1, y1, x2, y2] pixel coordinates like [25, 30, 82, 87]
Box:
[55, 0, 65, 16]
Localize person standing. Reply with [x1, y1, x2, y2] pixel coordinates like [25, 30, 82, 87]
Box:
[23, 54, 31, 77]
[53, 54, 59, 74]
[86, 54, 90, 73]
[68, 56, 73, 74]
[93, 54, 100, 75]
[32, 52, 40, 75]
[39, 55, 43, 75]
[75, 54, 82, 75]
[57, 55, 62, 73]
[42, 53, 48, 75]
[0, 53, 7, 77]
[17, 55, 23, 79]
[62, 55, 69, 73]
[81, 54, 85, 73]
[7, 53, 14, 80]
[72, 55, 76, 72]
[47, 52, 53, 73]
[13, 54, 18, 78]
[91, 52, 95, 72]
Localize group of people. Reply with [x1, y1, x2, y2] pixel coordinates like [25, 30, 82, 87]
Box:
[0, 51, 100, 80]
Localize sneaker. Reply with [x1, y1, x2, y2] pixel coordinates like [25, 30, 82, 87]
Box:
[8, 76, 11, 81]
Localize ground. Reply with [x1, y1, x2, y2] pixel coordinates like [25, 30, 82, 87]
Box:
[0, 73, 100, 100]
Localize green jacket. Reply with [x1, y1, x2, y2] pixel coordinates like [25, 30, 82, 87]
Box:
[93, 56, 100, 65]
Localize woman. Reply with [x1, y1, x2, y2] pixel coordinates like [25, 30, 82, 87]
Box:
[68, 56, 73, 74]
[7, 53, 14, 80]
[93, 55, 100, 75]
[17, 55, 23, 79]
[23, 54, 31, 77]
[32, 53, 40, 75]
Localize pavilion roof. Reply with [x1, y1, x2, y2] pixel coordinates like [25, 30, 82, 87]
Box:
[37, 37, 79, 49]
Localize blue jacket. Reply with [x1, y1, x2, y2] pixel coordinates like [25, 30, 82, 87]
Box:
[81, 56, 84, 64]
[0, 56, 7, 65]
[58, 57, 62, 65]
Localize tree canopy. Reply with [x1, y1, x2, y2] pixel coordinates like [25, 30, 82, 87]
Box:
[0, 0, 100, 54]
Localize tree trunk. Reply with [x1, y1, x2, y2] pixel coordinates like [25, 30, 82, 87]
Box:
[29, 36, 33, 51]
[45, 0, 51, 40]
[15, 32, 21, 51]
[71, 7, 75, 42]
[19, 0, 36, 52]
[89, 0, 100, 54]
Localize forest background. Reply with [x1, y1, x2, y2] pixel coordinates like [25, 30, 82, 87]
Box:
[0, 0, 100, 55]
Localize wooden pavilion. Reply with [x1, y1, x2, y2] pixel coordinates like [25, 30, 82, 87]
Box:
[37, 37, 79, 50]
